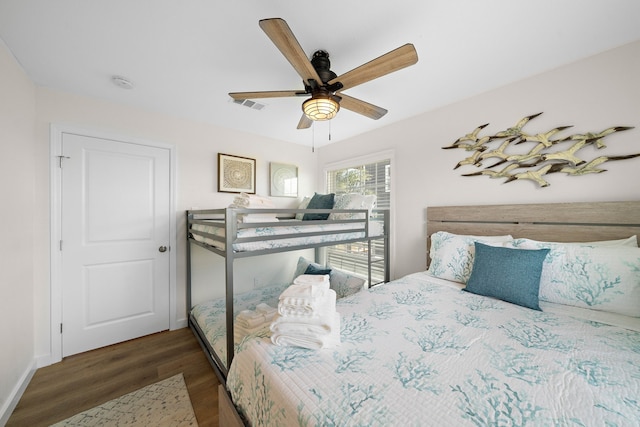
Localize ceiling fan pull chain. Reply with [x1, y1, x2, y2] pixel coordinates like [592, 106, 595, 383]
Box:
[312, 122, 315, 153]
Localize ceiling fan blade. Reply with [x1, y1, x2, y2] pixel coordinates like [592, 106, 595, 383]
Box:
[259, 18, 323, 85]
[329, 44, 418, 91]
[297, 114, 313, 129]
[229, 90, 305, 100]
[338, 94, 388, 120]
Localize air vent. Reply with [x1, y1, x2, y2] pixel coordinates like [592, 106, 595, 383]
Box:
[231, 99, 266, 111]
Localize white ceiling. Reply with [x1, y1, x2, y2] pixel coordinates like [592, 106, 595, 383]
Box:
[2, 1, 640, 147]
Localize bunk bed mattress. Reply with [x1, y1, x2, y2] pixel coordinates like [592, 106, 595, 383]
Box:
[226, 271, 640, 426]
[191, 283, 290, 368]
[191, 220, 384, 252]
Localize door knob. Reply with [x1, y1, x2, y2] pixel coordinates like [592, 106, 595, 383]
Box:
[159, 246, 167, 253]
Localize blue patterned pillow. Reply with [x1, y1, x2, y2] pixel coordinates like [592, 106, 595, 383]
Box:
[506, 239, 640, 316]
[427, 232, 514, 283]
[464, 242, 550, 311]
[302, 193, 335, 220]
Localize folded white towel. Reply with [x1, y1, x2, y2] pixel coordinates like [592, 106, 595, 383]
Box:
[231, 193, 274, 208]
[236, 309, 275, 329]
[293, 274, 330, 286]
[270, 312, 340, 336]
[278, 289, 336, 317]
[270, 332, 340, 350]
[255, 303, 277, 316]
[281, 278, 329, 300]
[270, 313, 341, 350]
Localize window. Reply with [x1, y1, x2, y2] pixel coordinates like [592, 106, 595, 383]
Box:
[325, 156, 391, 283]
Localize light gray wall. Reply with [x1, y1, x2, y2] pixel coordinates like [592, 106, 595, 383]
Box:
[317, 41, 640, 279]
[0, 40, 37, 421]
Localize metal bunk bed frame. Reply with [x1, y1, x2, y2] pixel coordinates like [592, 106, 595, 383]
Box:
[186, 207, 390, 380]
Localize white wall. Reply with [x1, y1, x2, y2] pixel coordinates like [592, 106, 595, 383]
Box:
[317, 41, 640, 279]
[0, 40, 37, 421]
[32, 89, 319, 362]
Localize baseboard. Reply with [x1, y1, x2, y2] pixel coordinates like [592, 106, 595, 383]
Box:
[0, 360, 36, 426]
[173, 317, 188, 330]
[36, 351, 59, 369]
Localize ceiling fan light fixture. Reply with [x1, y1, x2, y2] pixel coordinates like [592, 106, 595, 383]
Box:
[303, 92, 340, 121]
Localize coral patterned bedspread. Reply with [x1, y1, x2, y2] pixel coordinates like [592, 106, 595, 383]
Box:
[227, 272, 640, 426]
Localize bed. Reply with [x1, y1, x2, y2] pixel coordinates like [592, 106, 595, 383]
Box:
[220, 201, 640, 427]
[186, 205, 390, 378]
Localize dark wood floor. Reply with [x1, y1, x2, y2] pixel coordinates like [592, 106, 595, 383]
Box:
[7, 328, 220, 426]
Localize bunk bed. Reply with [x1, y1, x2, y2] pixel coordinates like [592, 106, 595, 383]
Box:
[218, 200, 640, 427]
[186, 206, 390, 379]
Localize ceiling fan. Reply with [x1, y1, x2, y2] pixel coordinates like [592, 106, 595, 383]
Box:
[229, 18, 419, 129]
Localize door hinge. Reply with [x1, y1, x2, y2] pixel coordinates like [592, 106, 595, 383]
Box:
[60, 323, 63, 334]
[60, 240, 63, 251]
[58, 155, 70, 168]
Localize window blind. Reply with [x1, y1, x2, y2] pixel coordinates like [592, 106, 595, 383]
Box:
[326, 158, 390, 283]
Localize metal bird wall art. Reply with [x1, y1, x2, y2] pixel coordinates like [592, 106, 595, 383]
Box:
[443, 113, 637, 188]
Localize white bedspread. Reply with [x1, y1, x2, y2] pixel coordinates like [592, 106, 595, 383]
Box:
[226, 271, 640, 426]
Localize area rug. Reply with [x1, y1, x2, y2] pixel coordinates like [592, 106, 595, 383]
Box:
[50, 373, 198, 426]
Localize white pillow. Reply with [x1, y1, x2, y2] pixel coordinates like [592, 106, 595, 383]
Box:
[362, 194, 377, 216]
[506, 239, 640, 316]
[427, 232, 513, 284]
[294, 196, 311, 220]
[534, 245, 640, 317]
[510, 236, 637, 248]
[585, 235, 637, 247]
[329, 193, 366, 220]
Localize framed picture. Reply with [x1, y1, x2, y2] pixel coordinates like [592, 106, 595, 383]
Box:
[270, 162, 298, 197]
[218, 153, 256, 194]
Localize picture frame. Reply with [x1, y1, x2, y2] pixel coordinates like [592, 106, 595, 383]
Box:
[218, 153, 256, 194]
[270, 162, 298, 197]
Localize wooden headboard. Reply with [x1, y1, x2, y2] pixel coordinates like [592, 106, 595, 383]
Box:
[426, 201, 640, 265]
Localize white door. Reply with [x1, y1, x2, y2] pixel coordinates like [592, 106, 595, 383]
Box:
[60, 132, 171, 357]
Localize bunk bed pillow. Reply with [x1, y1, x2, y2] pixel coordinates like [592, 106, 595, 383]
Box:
[464, 243, 549, 311]
[302, 193, 335, 221]
[295, 196, 311, 220]
[329, 193, 366, 220]
[304, 264, 332, 276]
[293, 257, 366, 298]
[427, 232, 514, 284]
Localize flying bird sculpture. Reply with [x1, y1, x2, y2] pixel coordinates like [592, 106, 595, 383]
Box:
[442, 135, 492, 152]
[563, 126, 634, 149]
[504, 164, 554, 188]
[454, 151, 483, 170]
[517, 126, 573, 147]
[541, 140, 588, 165]
[503, 142, 547, 165]
[548, 153, 640, 176]
[461, 162, 522, 179]
[443, 114, 637, 189]
[479, 138, 516, 163]
[490, 112, 543, 139]
[441, 122, 490, 148]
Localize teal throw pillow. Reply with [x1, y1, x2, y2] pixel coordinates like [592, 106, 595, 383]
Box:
[464, 242, 549, 311]
[302, 193, 335, 220]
